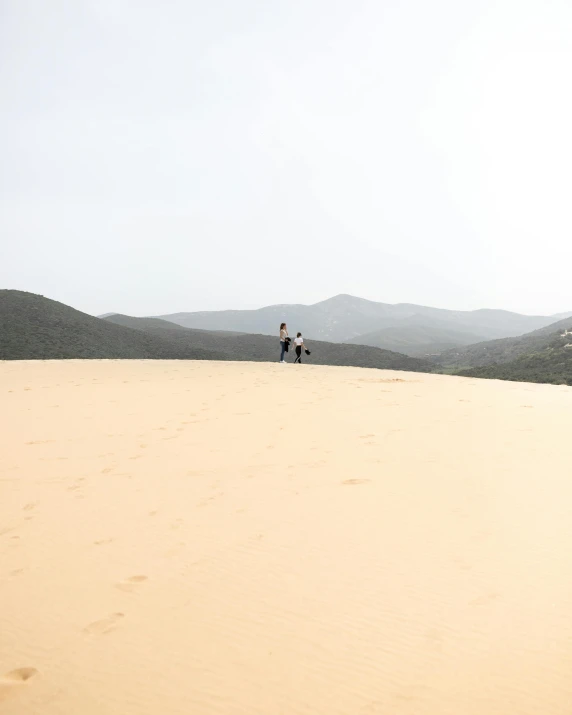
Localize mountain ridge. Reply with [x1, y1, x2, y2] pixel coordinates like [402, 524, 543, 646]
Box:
[150, 294, 571, 354]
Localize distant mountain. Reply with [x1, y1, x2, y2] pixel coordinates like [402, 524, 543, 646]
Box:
[434, 317, 572, 370]
[154, 294, 570, 351]
[104, 313, 434, 372]
[457, 324, 572, 385]
[346, 316, 487, 356]
[0, 291, 433, 373]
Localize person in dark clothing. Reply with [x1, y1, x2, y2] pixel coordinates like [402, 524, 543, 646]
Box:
[293, 332, 307, 364]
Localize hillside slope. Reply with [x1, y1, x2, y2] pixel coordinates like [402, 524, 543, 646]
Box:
[434, 317, 572, 370]
[458, 335, 572, 385]
[0, 291, 227, 361]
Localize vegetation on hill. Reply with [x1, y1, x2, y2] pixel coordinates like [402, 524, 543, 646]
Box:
[434, 317, 572, 370]
[0, 291, 227, 361]
[458, 336, 572, 385]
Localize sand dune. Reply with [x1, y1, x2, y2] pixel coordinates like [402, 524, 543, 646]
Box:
[1, 360, 572, 714]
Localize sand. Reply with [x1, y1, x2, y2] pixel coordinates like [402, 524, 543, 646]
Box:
[1, 359, 572, 714]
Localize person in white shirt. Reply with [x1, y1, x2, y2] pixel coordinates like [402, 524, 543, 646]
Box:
[293, 332, 307, 364]
[279, 323, 288, 363]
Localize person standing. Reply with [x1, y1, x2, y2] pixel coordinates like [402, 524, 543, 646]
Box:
[279, 323, 288, 363]
[293, 332, 307, 364]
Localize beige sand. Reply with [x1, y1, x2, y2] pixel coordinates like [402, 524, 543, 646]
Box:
[1, 360, 572, 714]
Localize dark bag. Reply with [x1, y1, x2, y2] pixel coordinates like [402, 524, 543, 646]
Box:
[305, 349, 311, 355]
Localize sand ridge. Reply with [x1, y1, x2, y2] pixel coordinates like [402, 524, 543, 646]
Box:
[1, 360, 572, 714]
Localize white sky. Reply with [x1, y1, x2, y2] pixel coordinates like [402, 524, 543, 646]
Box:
[1, 0, 571, 316]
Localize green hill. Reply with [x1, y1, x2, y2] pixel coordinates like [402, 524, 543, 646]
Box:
[434, 317, 572, 371]
[458, 335, 572, 385]
[0, 291, 227, 361]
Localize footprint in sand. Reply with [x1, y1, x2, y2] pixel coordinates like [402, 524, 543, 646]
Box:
[116, 575, 148, 593]
[23, 502, 37, 512]
[67, 477, 86, 492]
[342, 479, 372, 486]
[83, 612, 124, 635]
[0, 668, 39, 703]
[470, 592, 501, 606]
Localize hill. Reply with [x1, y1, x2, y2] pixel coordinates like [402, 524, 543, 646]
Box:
[104, 313, 434, 372]
[153, 294, 569, 350]
[0, 291, 228, 361]
[0, 291, 434, 372]
[458, 332, 572, 385]
[434, 317, 572, 370]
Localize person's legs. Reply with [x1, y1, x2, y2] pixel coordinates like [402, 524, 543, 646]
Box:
[296, 346, 302, 363]
[280, 341, 286, 362]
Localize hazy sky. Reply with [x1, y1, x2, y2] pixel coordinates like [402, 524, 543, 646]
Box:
[2, 0, 571, 316]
